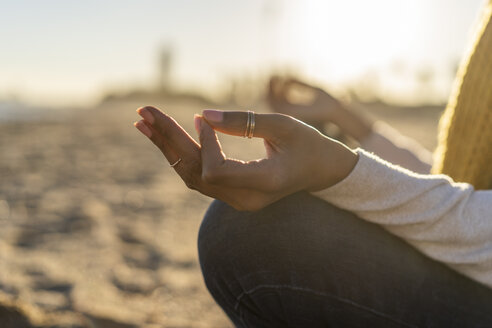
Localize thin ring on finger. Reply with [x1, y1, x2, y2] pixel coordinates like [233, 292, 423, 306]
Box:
[170, 158, 182, 167]
[144, 122, 186, 169]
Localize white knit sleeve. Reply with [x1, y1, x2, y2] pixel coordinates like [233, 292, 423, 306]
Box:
[313, 148, 492, 289]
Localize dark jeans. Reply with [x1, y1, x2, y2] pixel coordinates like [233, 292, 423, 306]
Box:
[198, 192, 492, 328]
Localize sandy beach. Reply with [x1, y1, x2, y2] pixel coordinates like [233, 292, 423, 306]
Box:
[0, 98, 442, 327]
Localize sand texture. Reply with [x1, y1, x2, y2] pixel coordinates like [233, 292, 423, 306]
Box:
[0, 99, 441, 327]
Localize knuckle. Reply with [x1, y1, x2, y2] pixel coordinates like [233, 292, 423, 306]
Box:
[271, 114, 297, 137]
[186, 176, 202, 191]
[180, 159, 202, 190]
[185, 180, 198, 190]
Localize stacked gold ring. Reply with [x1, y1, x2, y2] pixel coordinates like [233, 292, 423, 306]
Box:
[244, 110, 255, 138]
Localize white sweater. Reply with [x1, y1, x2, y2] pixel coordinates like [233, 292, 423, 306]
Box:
[313, 148, 492, 289]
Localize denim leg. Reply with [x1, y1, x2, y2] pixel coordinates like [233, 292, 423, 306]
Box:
[198, 192, 492, 328]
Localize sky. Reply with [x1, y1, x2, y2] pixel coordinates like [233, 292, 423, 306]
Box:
[0, 0, 487, 107]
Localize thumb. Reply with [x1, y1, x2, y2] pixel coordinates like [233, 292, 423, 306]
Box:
[195, 115, 225, 167]
[202, 109, 291, 141]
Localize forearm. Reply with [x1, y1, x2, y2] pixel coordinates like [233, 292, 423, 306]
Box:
[313, 149, 492, 288]
[329, 104, 432, 174]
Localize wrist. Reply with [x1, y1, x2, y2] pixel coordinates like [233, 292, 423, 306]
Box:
[309, 138, 358, 191]
[331, 142, 359, 185]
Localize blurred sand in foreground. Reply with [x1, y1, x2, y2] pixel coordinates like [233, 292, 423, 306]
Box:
[0, 98, 442, 327]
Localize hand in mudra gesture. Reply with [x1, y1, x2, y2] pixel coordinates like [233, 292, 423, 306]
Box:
[134, 106, 357, 211]
[268, 77, 373, 142]
[268, 76, 343, 124]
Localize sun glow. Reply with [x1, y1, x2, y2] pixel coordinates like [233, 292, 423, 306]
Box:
[280, 0, 484, 104]
[291, 1, 421, 86]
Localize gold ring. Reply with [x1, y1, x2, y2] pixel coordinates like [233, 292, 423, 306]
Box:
[170, 158, 182, 167]
[244, 111, 255, 138]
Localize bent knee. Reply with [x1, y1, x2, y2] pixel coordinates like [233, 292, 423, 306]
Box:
[196, 193, 370, 320]
[197, 192, 340, 278]
[198, 199, 254, 275]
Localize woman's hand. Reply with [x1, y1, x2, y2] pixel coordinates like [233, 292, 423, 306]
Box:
[268, 76, 343, 124]
[134, 106, 358, 211]
[268, 77, 372, 142]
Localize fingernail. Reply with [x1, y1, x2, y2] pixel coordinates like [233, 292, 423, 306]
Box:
[134, 120, 152, 138]
[137, 107, 155, 124]
[194, 114, 202, 134]
[202, 109, 223, 123]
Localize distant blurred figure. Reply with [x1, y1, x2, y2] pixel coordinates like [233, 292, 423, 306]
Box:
[158, 45, 173, 92]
